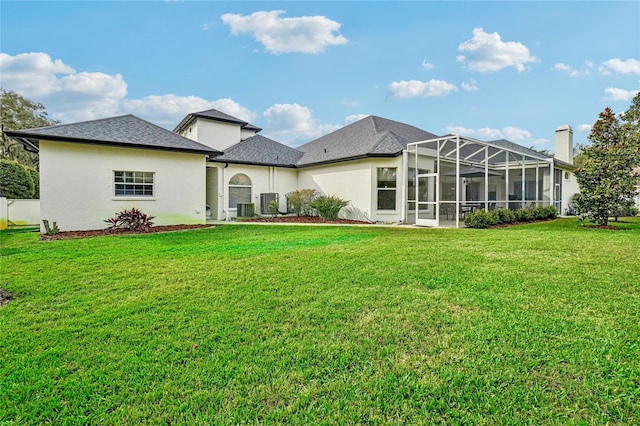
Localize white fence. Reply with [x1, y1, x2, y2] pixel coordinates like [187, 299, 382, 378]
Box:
[0, 197, 40, 230]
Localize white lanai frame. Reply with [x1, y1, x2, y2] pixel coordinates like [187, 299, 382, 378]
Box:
[406, 135, 555, 228]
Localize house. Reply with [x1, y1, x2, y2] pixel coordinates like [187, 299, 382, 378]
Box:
[5, 108, 581, 232]
[4, 115, 217, 232]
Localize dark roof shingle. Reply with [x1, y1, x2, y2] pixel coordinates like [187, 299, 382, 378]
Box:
[5, 114, 218, 155]
[296, 115, 439, 166]
[173, 108, 262, 133]
[212, 135, 303, 167]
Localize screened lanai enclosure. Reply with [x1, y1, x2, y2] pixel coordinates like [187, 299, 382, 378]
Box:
[406, 135, 561, 228]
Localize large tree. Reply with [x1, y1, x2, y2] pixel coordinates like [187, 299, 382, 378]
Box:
[0, 89, 59, 169]
[574, 98, 640, 226]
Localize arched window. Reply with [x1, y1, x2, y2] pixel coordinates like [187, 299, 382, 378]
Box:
[228, 173, 252, 208]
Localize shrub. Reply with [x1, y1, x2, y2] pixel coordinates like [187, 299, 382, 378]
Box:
[531, 206, 548, 221]
[466, 205, 558, 228]
[285, 189, 318, 216]
[514, 208, 533, 223]
[105, 208, 155, 232]
[464, 209, 498, 229]
[494, 208, 516, 224]
[309, 195, 349, 220]
[267, 200, 280, 217]
[0, 159, 34, 198]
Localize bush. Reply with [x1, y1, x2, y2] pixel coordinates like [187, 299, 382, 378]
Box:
[514, 208, 533, 223]
[465, 205, 557, 229]
[105, 208, 155, 232]
[309, 195, 349, 220]
[494, 208, 516, 224]
[0, 159, 35, 198]
[285, 189, 318, 216]
[464, 209, 498, 229]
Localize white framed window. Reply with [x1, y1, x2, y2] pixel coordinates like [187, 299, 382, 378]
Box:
[229, 173, 252, 208]
[377, 167, 397, 210]
[114, 171, 154, 197]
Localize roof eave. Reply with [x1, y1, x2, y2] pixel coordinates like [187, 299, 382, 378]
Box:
[554, 158, 576, 170]
[208, 158, 298, 168]
[297, 151, 401, 168]
[5, 131, 219, 156]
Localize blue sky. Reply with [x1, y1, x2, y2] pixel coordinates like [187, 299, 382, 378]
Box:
[1, 1, 639, 151]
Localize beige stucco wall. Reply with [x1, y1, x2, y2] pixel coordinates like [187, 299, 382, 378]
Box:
[560, 168, 580, 215]
[210, 163, 298, 220]
[298, 157, 404, 222]
[39, 140, 206, 232]
[193, 119, 242, 151]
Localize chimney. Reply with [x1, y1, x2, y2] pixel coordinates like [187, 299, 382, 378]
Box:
[555, 125, 573, 164]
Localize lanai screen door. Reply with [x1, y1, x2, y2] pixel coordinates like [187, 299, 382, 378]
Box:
[416, 172, 438, 226]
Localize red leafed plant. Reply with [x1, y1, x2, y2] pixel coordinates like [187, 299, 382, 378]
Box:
[105, 208, 155, 232]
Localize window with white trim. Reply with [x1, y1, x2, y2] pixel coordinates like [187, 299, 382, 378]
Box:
[114, 171, 154, 197]
[377, 167, 397, 210]
[229, 173, 252, 208]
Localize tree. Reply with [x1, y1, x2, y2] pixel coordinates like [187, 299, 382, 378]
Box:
[574, 104, 639, 226]
[0, 159, 36, 198]
[620, 91, 640, 160]
[0, 89, 59, 169]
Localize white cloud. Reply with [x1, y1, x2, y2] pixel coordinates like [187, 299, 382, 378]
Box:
[604, 87, 638, 102]
[388, 79, 458, 99]
[421, 59, 434, 70]
[122, 95, 256, 128]
[577, 123, 592, 133]
[599, 58, 640, 75]
[221, 10, 348, 54]
[444, 126, 475, 136]
[445, 125, 532, 142]
[262, 103, 340, 145]
[0, 52, 127, 121]
[553, 62, 591, 77]
[501, 126, 532, 141]
[461, 78, 479, 91]
[457, 28, 538, 72]
[0, 52, 257, 126]
[344, 114, 368, 124]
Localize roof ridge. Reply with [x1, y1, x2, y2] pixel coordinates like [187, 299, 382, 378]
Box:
[370, 130, 407, 153]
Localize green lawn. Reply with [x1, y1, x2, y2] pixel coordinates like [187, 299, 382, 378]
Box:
[1, 218, 639, 424]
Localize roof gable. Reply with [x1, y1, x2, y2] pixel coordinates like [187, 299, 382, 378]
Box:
[173, 108, 262, 133]
[5, 114, 218, 155]
[212, 134, 303, 167]
[296, 115, 439, 166]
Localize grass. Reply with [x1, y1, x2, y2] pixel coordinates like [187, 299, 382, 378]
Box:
[1, 218, 639, 424]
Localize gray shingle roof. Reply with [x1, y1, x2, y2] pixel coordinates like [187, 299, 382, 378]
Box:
[488, 139, 550, 160]
[212, 135, 303, 167]
[173, 108, 262, 133]
[5, 114, 219, 155]
[296, 115, 439, 166]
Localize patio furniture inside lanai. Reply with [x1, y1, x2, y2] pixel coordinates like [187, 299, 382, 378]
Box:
[406, 135, 554, 228]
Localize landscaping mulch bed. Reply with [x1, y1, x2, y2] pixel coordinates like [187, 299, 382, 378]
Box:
[239, 216, 373, 225]
[40, 224, 216, 240]
[0, 289, 13, 306]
